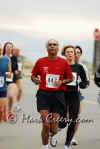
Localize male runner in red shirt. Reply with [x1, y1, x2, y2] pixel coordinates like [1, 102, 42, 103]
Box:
[31, 39, 73, 149]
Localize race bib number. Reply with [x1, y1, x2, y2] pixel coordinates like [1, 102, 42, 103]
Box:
[67, 72, 77, 86]
[6, 73, 13, 82]
[0, 77, 4, 87]
[46, 74, 60, 88]
[18, 63, 22, 71]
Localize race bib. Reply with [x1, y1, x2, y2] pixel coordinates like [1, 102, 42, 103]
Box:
[6, 73, 13, 82]
[46, 74, 60, 88]
[18, 63, 22, 71]
[67, 72, 77, 86]
[0, 77, 4, 87]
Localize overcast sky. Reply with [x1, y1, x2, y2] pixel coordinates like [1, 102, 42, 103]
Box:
[0, 0, 100, 62]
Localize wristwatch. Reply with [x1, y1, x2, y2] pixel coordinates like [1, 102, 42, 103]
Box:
[62, 80, 66, 84]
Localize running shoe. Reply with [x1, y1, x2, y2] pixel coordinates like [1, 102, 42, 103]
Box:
[71, 139, 78, 145]
[50, 135, 57, 147]
[65, 145, 71, 149]
[8, 111, 14, 121]
[8, 111, 18, 124]
[13, 104, 22, 113]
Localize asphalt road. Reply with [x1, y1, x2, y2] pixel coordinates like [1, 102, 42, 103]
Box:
[0, 78, 100, 149]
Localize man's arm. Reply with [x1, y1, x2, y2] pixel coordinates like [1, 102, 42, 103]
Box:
[53, 78, 73, 88]
[31, 60, 40, 85]
[79, 65, 90, 89]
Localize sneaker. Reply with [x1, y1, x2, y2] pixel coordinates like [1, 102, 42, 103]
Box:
[71, 139, 78, 145]
[50, 135, 57, 147]
[13, 105, 22, 113]
[8, 111, 18, 124]
[8, 111, 14, 121]
[42, 144, 49, 149]
[65, 145, 71, 149]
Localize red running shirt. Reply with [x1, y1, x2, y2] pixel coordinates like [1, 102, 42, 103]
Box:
[32, 57, 73, 91]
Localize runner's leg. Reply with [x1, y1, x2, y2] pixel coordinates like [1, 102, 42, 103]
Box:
[16, 79, 23, 102]
[40, 110, 50, 146]
[8, 83, 16, 116]
[0, 98, 7, 122]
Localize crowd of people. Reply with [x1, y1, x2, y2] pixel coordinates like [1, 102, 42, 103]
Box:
[31, 39, 90, 149]
[0, 42, 23, 122]
[0, 39, 99, 149]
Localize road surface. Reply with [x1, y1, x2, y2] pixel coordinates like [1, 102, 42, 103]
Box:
[0, 78, 100, 149]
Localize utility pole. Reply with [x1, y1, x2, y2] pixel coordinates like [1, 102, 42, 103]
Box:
[93, 28, 100, 74]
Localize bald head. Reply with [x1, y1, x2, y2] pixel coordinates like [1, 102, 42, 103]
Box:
[46, 39, 59, 58]
[46, 39, 59, 48]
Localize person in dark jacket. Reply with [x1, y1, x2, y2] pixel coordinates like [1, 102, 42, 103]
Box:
[94, 64, 100, 104]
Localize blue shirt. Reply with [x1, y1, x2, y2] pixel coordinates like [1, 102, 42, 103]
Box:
[0, 56, 10, 91]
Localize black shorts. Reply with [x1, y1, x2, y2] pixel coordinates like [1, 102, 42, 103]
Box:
[65, 91, 80, 120]
[0, 90, 7, 98]
[7, 81, 16, 86]
[14, 71, 22, 81]
[36, 89, 66, 114]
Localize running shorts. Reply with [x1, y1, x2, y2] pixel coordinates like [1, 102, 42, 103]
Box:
[0, 90, 7, 98]
[78, 90, 85, 101]
[36, 89, 66, 114]
[14, 71, 22, 81]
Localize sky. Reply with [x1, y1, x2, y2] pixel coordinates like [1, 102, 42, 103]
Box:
[0, 0, 100, 63]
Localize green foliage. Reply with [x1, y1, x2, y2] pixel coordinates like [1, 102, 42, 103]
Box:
[82, 60, 92, 73]
[22, 56, 33, 69]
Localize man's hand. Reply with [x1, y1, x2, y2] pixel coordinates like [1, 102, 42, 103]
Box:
[31, 75, 41, 85]
[53, 80, 62, 88]
[53, 78, 73, 88]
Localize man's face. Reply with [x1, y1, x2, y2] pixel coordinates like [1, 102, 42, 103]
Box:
[75, 48, 82, 61]
[47, 40, 59, 56]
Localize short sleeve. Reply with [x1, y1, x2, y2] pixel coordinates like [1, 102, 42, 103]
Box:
[31, 60, 40, 76]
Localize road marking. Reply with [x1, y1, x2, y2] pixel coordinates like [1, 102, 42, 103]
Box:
[90, 75, 94, 80]
[83, 99, 97, 105]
